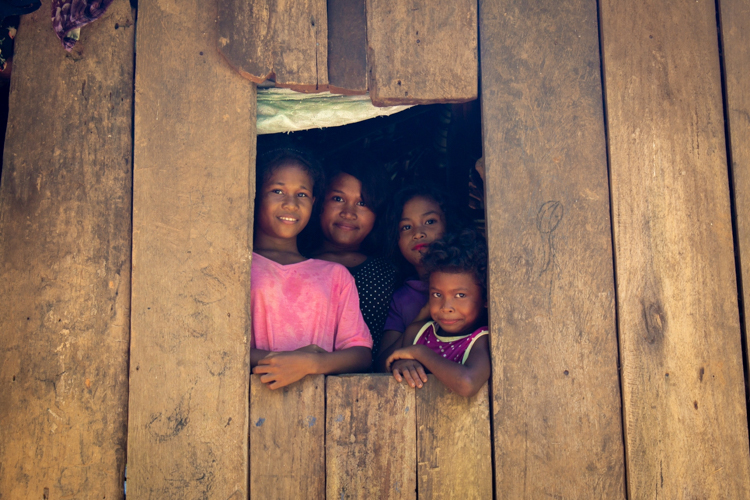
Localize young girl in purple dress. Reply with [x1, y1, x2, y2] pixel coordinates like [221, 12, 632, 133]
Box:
[376, 185, 461, 370]
[385, 229, 490, 397]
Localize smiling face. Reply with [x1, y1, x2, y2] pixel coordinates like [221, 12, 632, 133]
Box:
[319, 173, 376, 251]
[398, 196, 446, 274]
[255, 161, 315, 243]
[429, 271, 486, 335]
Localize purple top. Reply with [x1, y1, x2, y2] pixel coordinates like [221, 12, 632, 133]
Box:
[414, 321, 489, 365]
[383, 279, 429, 333]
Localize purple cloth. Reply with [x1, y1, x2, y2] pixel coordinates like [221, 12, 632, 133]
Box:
[383, 279, 428, 333]
[414, 322, 489, 365]
[52, 0, 114, 50]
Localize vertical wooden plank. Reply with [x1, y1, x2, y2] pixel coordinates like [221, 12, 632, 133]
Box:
[127, 0, 255, 497]
[327, 374, 416, 499]
[416, 377, 492, 500]
[0, 1, 134, 497]
[328, 0, 368, 95]
[719, 0, 750, 400]
[365, 0, 477, 106]
[250, 375, 325, 499]
[479, 0, 626, 498]
[600, 0, 750, 497]
[218, 0, 328, 91]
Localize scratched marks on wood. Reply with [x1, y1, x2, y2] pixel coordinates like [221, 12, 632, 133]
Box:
[537, 200, 564, 309]
[326, 375, 416, 499]
[416, 377, 492, 500]
[127, 0, 254, 497]
[250, 375, 325, 499]
[365, 0, 477, 106]
[0, 0, 134, 497]
[218, 0, 328, 91]
[600, 0, 750, 496]
[480, 0, 625, 497]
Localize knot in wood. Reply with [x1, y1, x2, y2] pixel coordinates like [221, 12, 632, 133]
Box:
[643, 301, 667, 345]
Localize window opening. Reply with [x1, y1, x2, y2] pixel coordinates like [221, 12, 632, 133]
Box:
[256, 97, 484, 236]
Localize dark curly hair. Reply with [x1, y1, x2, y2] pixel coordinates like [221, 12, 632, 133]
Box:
[421, 229, 488, 299]
[385, 183, 466, 280]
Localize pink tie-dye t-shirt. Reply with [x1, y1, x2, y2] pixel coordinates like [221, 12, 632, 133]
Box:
[251, 253, 372, 352]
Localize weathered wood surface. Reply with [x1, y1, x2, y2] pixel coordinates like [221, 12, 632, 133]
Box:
[479, 0, 626, 497]
[719, 0, 750, 402]
[365, 0, 477, 106]
[0, 1, 133, 497]
[327, 0, 368, 94]
[416, 378, 492, 500]
[218, 0, 328, 91]
[327, 375, 416, 499]
[250, 375, 325, 499]
[127, 0, 255, 497]
[600, 0, 750, 497]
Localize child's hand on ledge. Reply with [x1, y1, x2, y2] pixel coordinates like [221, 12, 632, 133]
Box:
[253, 352, 317, 389]
[252, 347, 372, 389]
[387, 347, 429, 389]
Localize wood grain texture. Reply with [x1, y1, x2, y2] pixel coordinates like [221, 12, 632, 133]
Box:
[250, 375, 325, 499]
[599, 0, 750, 497]
[416, 378, 492, 500]
[327, 0, 368, 95]
[479, 0, 626, 497]
[127, 0, 255, 497]
[719, 0, 750, 403]
[0, 1, 133, 497]
[326, 374, 416, 500]
[365, 0, 477, 106]
[218, 0, 328, 91]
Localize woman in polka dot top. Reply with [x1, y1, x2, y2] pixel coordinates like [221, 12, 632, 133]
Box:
[307, 154, 397, 364]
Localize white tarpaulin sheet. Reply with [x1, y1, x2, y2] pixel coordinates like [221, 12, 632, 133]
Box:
[257, 88, 413, 135]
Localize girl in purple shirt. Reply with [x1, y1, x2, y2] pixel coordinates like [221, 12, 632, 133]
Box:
[376, 185, 461, 370]
[386, 229, 490, 397]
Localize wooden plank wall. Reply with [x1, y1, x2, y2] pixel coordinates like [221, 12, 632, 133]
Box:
[126, 0, 255, 497]
[326, 375, 416, 499]
[599, 0, 750, 497]
[365, 0, 477, 106]
[218, 0, 328, 91]
[719, 0, 750, 399]
[247, 375, 491, 499]
[416, 376, 492, 500]
[251, 375, 325, 499]
[0, 1, 134, 497]
[478, 0, 626, 497]
[327, 0, 368, 94]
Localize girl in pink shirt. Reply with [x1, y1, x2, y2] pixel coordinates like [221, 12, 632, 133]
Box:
[386, 229, 490, 397]
[251, 148, 372, 389]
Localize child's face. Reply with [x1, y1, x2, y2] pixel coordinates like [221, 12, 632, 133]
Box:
[429, 271, 486, 335]
[319, 173, 376, 251]
[256, 162, 315, 241]
[398, 196, 446, 270]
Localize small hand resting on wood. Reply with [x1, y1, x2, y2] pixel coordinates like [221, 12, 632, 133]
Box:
[252, 345, 372, 390]
[386, 338, 490, 398]
[389, 356, 429, 389]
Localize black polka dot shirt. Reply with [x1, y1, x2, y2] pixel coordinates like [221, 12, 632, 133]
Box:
[347, 256, 397, 362]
